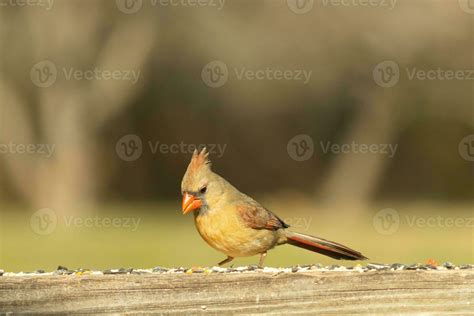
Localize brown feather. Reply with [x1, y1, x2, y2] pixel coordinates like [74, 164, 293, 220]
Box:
[188, 147, 211, 173]
[237, 204, 289, 231]
[284, 231, 367, 260]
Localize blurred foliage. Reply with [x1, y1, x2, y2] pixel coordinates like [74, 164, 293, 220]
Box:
[0, 0, 472, 210]
[0, 1, 472, 269]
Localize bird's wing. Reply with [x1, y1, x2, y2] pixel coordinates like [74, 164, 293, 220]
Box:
[236, 203, 289, 231]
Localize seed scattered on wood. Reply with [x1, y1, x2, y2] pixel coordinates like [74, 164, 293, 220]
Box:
[0, 263, 472, 276]
[443, 262, 455, 269]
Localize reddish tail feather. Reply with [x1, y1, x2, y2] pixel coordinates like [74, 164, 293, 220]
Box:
[284, 231, 367, 260]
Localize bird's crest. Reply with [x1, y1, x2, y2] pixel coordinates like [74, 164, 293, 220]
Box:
[188, 147, 211, 173]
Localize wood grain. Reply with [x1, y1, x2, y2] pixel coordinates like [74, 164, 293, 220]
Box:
[0, 270, 473, 314]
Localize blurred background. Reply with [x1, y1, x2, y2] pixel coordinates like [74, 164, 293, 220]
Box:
[0, 0, 472, 272]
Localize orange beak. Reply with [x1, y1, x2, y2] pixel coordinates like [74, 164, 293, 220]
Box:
[182, 192, 202, 214]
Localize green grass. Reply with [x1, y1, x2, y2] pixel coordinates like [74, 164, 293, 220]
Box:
[0, 202, 472, 272]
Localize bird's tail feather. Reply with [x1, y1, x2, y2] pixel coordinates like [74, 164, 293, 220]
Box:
[284, 231, 367, 260]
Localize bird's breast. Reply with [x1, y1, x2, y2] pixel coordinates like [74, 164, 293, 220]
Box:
[194, 208, 279, 257]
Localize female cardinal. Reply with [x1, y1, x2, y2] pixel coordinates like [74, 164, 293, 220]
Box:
[181, 148, 367, 267]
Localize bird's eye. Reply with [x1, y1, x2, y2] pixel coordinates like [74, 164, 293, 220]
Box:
[199, 186, 207, 194]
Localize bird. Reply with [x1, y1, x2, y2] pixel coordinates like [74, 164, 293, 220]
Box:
[181, 148, 367, 267]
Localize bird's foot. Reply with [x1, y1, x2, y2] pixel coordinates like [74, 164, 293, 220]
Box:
[217, 256, 234, 266]
[258, 252, 267, 268]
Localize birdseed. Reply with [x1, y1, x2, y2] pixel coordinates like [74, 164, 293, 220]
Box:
[0, 263, 472, 276]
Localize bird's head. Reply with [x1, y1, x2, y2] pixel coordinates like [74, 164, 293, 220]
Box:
[181, 147, 223, 214]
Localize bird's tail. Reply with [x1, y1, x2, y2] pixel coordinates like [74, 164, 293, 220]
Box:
[284, 231, 367, 260]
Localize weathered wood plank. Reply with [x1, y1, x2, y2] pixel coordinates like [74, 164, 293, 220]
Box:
[0, 270, 473, 314]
